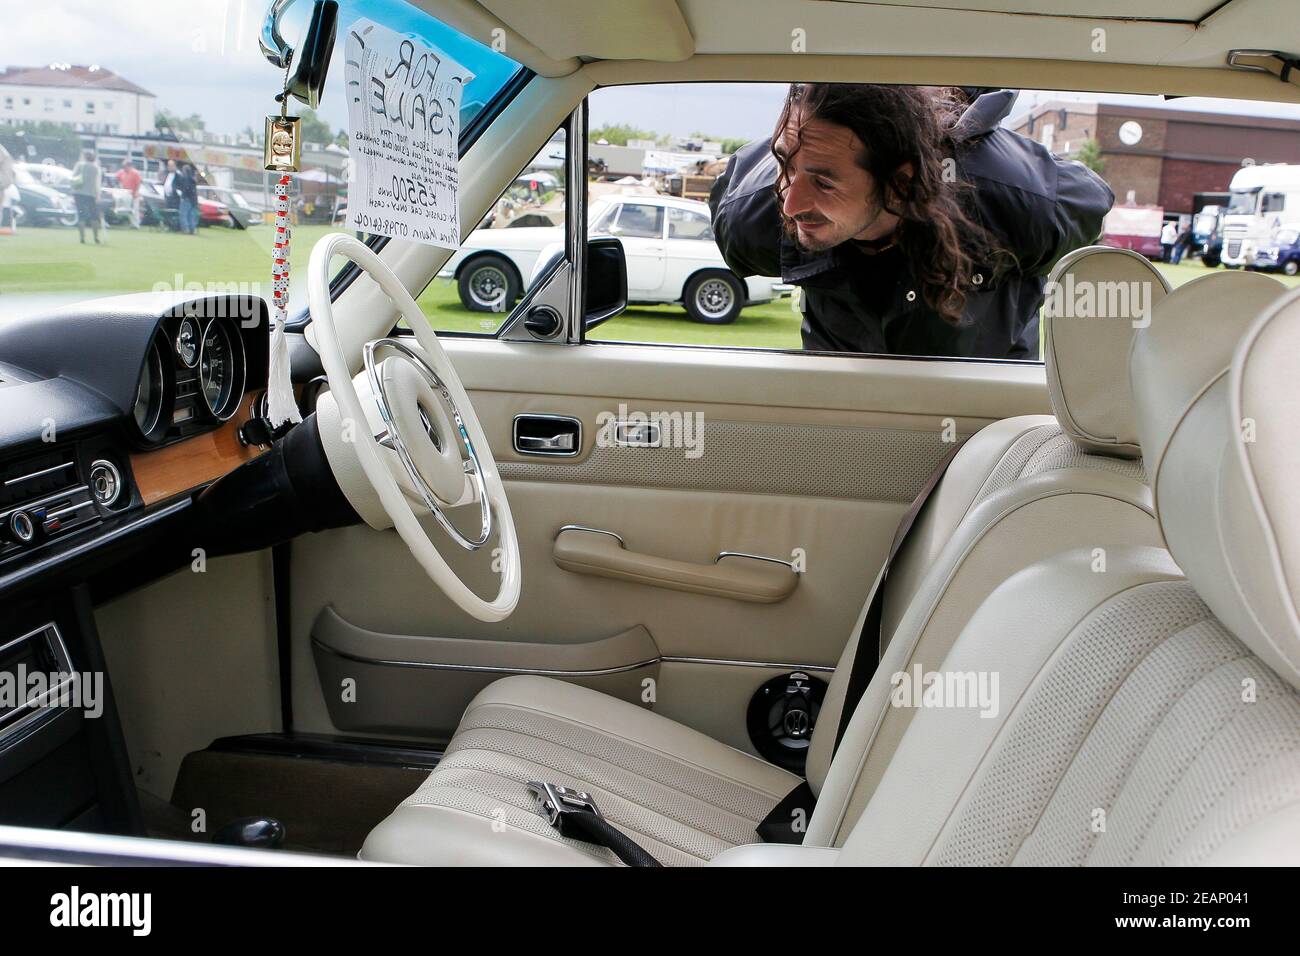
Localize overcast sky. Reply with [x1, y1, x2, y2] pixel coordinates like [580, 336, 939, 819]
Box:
[6, 0, 1300, 143]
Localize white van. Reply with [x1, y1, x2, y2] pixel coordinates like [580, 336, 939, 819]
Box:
[1219, 163, 1300, 267]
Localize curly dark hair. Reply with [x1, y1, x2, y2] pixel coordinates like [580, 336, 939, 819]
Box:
[771, 83, 1008, 326]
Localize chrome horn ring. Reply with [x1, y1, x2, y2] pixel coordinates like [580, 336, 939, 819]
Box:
[363, 337, 492, 550]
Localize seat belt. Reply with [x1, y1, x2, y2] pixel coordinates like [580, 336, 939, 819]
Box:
[527, 781, 662, 867]
[831, 438, 967, 754]
[757, 439, 966, 844]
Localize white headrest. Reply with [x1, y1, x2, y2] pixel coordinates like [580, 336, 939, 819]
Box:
[1043, 247, 1170, 459]
[1132, 280, 1300, 689]
[1130, 270, 1286, 475]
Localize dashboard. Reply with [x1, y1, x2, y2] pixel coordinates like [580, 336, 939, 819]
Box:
[0, 291, 354, 839]
[0, 293, 269, 581]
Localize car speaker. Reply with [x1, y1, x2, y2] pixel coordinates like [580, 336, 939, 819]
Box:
[746, 671, 827, 774]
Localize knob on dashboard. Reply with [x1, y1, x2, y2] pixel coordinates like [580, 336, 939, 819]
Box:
[5, 510, 37, 545]
[89, 459, 122, 508]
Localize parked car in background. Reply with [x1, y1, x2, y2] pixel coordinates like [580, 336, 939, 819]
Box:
[1100, 204, 1164, 259]
[439, 194, 786, 322]
[8, 163, 77, 226]
[15, 162, 132, 226]
[137, 181, 234, 230]
[198, 186, 259, 228]
[1248, 222, 1300, 275]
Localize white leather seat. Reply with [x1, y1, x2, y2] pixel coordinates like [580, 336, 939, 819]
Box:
[361, 253, 1285, 865]
[361, 675, 801, 866]
[743, 280, 1300, 866]
[807, 265, 1290, 846]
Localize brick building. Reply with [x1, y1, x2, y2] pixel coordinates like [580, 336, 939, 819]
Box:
[1009, 101, 1300, 215]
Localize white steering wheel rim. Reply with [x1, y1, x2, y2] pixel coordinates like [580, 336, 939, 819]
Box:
[308, 232, 521, 622]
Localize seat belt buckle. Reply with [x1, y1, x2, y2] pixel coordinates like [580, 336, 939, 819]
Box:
[526, 780, 603, 836]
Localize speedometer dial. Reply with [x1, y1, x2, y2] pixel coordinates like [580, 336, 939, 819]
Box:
[198, 320, 245, 421]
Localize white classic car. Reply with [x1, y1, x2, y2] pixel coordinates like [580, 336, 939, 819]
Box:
[438, 193, 787, 323]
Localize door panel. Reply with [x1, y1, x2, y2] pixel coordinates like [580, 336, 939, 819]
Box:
[289, 340, 1050, 753]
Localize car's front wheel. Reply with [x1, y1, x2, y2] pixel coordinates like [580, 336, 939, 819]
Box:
[684, 271, 744, 324]
[458, 254, 520, 313]
[1284, 259, 1299, 277]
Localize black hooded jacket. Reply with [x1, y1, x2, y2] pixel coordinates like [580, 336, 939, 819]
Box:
[707, 90, 1114, 359]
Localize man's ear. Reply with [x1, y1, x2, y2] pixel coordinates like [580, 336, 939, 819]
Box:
[886, 162, 916, 205]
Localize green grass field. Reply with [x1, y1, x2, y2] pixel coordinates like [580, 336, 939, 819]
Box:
[4, 226, 1297, 355]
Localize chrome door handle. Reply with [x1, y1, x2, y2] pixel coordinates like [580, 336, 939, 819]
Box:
[518, 432, 575, 452]
[513, 414, 582, 457]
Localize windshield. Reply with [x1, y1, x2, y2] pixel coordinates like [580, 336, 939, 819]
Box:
[0, 0, 525, 324]
[1227, 188, 1260, 215]
[1275, 228, 1299, 246]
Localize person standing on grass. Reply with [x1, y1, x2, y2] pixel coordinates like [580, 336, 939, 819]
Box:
[1160, 219, 1177, 262]
[115, 158, 142, 229]
[1171, 220, 1192, 266]
[162, 159, 180, 230]
[178, 163, 199, 234]
[71, 149, 103, 245]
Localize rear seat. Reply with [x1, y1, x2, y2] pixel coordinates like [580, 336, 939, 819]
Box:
[797, 276, 1300, 867]
[803, 255, 1288, 847]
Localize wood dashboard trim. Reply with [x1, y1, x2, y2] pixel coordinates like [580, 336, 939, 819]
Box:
[129, 392, 265, 507]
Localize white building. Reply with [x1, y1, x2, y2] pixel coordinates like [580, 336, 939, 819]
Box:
[0, 64, 156, 136]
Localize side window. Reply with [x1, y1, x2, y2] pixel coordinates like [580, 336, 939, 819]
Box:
[614, 202, 664, 239]
[590, 201, 619, 235]
[667, 207, 714, 240]
[1262, 192, 1286, 214]
[415, 125, 567, 335]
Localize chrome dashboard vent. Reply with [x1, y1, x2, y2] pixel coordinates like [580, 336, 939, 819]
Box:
[0, 448, 99, 560]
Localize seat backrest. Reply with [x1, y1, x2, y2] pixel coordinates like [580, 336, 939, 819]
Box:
[803, 247, 1182, 841]
[834, 279, 1300, 866]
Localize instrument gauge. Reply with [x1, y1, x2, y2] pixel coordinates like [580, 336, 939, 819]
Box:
[175, 315, 200, 367]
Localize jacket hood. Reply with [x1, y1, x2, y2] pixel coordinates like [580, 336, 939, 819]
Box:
[951, 89, 1019, 144]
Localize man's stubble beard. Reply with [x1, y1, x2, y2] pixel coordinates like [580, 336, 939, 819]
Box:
[788, 198, 890, 254]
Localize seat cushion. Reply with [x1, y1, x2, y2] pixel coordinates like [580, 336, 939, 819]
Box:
[360, 675, 800, 866]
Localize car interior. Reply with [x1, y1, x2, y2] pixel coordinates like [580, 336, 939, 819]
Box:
[1, 0, 1299, 869]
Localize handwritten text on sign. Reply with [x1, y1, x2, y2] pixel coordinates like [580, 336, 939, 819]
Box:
[344, 18, 473, 247]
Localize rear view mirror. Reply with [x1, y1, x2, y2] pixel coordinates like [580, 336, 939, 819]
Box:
[260, 0, 339, 110]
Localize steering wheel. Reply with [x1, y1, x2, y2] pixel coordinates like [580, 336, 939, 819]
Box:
[307, 233, 521, 622]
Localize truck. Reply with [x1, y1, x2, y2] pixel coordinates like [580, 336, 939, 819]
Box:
[1218, 163, 1300, 268]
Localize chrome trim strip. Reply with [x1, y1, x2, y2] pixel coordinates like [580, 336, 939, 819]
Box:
[660, 655, 834, 674]
[3, 462, 74, 487]
[45, 502, 94, 521]
[312, 637, 659, 677]
[715, 550, 797, 570]
[0, 485, 91, 523]
[566, 103, 586, 343]
[555, 524, 625, 546]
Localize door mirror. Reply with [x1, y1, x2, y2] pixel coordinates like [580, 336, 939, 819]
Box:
[527, 237, 626, 332]
[584, 237, 627, 330]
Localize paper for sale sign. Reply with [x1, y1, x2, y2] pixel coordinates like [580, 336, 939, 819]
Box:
[343, 18, 473, 247]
